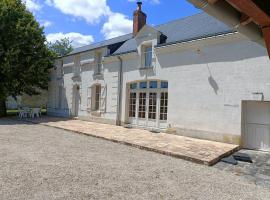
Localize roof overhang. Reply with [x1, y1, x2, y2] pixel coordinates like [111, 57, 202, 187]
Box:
[186, 0, 270, 58]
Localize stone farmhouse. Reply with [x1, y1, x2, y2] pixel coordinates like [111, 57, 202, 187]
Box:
[48, 2, 270, 151]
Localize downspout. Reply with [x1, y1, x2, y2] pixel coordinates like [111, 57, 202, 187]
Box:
[186, 0, 265, 47]
[116, 56, 123, 126]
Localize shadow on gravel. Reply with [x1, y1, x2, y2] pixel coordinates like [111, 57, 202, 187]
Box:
[0, 118, 33, 126]
[0, 116, 71, 126]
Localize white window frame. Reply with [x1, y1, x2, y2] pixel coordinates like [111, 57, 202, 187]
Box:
[91, 84, 101, 111]
[128, 80, 168, 128]
[87, 87, 92, 111]
[141, 45, 153, 68]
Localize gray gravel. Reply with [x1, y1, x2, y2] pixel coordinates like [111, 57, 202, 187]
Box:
[0, 119, 270, 200]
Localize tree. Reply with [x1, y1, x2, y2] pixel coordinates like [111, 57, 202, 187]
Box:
[0, 0, 54, 117]
[48, 38, 73, 57]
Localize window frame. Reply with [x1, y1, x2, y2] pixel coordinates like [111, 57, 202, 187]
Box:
[128, 80, 169, 125]
[141, 44, 153, 68]
[91, 84, 101, 111]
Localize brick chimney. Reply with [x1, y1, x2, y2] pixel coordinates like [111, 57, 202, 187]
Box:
[133, 1, 147, 37]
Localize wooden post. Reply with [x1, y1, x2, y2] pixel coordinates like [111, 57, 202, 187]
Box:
[262, 27, 270, 58]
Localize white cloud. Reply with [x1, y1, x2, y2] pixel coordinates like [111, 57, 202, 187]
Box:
[45, 0, 110, 24]
[23, 0, 42, 12]
[102, 12, 133, 39]
[46, 32, 94, 48]
[40, 20, 53, 28]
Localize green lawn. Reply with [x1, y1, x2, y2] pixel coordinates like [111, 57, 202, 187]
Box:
[7, 109, 47, 116]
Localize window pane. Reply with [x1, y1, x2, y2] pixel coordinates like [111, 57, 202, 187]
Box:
[138, 93, 146, 118]
[129, 93, 136, 117]
[148, 93, 157, 119]
[161, 81, 168, 89]
[160, 92, 168, 120]
[130, 83, 137, 90]
[149, 81, 158, 89]
[139, 82, 147, 89]
[95, 85, 101, 110]
[145, 47, 152, 67]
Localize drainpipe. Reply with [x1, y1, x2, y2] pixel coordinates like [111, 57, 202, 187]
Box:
[186, 0, 265, 47]
[116, 56, 123, 126]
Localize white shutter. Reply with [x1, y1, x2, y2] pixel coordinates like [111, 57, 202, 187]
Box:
[87, 86, 92, 112]
[100, 84, 107, 113]
[79, 83, 82, 110]
[91, 85, 96, 111]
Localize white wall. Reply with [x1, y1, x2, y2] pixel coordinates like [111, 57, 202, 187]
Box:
[47, 32, 270, 144]
[47, 47, 120, 123]
[119, 34, 270, 144]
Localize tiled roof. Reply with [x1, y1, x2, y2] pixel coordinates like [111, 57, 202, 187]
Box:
[68, 33, 133, 55]
[113, 12, 234, 55]
[67, 12, 234, 57]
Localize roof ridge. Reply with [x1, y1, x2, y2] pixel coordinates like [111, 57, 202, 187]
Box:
[72, 12, 205, 52]
[154, 11, 204, 28]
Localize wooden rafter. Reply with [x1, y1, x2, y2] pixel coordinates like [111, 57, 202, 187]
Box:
[226, 0, 270, 27]
[208, 0, 219, 4]
[262, 27, 270, 58]
[240, 13, 252, 26]
[206, 0, 270, 58]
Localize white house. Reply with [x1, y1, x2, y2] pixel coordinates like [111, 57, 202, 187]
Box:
[48, 2, 270, 151]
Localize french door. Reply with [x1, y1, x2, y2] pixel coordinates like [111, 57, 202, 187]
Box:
[128, 89, 168, 129]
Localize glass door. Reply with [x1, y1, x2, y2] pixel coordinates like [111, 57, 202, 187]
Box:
[128, 92, 137, 125]
[147, 92, 157, 127]
[127, 81, 168, 130]
[137, 92, 147, 127]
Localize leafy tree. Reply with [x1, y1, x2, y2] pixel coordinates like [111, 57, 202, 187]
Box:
[0, 0, 54, 117]
[48, 38, 73, 57]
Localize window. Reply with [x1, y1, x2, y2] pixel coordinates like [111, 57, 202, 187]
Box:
[138, 93, 146, 118]
[160, 92, 168, 120]
[92, 84, 101, 111]
[144, 46, 152, 67]
[148, 93, 157, 119]
[128, 80, 169, 125]
[130, 83, 137, 90]
[87, 87, 91, 110]
[139, 82, 147, 89]
[149, 81, 158, 89]
[129, 93, 136, 117]
[161, 81, 168, 89]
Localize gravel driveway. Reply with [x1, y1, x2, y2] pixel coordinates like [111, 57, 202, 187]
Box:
[0, 119, 270, 200]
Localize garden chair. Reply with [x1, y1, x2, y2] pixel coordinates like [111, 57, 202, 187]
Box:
[31, 108, 41, 118]
[18, 107, 30, 118]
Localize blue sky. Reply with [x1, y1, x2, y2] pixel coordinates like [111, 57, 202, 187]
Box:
[24, 0, 200, 48]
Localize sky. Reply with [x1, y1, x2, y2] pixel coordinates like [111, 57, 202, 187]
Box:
[23, 0, 200, 48]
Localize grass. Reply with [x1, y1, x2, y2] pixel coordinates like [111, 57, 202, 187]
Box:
[7, 109, 47, 117]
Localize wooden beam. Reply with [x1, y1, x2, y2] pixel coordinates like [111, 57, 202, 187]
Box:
[208, 0, 219, 4]
[240, 13, 252, 26]
[226, 0, 270, 27]
[262, 27, 270, 58]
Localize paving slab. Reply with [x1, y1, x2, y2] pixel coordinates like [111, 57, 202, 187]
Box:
[21, 117, 239, 166]
[215, 149, 270, 187]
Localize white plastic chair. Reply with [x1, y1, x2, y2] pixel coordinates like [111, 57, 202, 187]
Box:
[31, 108, 41, 118]
[18, 107, 30, 118]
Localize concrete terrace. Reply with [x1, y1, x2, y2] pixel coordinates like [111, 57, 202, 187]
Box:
[21, 117, 239, 166]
